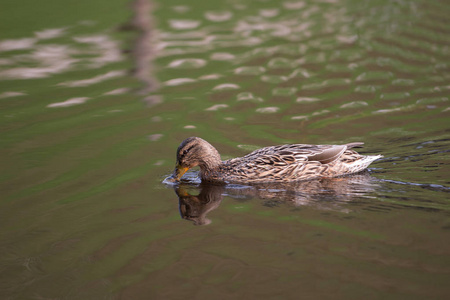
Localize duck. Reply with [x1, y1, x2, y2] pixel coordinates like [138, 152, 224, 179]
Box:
[167, 137, 382, 184]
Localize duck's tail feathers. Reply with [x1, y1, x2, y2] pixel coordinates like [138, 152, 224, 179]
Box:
[358, 155, 383, 170]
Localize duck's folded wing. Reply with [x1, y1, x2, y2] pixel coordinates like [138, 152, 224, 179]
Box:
[243, 143, 358, 166]
[252, 152, 307, 166]
[306, 145, 347, 164]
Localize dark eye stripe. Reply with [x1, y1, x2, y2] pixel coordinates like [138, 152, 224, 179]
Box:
[179, 144, 196, 159]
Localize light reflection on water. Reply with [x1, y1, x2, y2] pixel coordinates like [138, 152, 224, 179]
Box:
[148, 0, 448, 152]
[1, 0, 450, 299]
[0, 31, 123, 80]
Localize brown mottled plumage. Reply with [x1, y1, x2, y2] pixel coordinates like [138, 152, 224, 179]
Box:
[167, 137, 382, 184]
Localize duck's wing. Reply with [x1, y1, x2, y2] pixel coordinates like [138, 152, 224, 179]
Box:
[252, 151, 307, 166]
[242, 144, 349, 165]
[224, 144, 358, 182]
[241, 145, 308, 166]
[225, 150, 309, 182]
[306, 145, 347, 164]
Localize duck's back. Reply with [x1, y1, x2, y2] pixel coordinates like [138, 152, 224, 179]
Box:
[216, 143, 380, 183]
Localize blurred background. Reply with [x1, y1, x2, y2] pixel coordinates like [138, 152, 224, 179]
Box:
[0, 0, 449, 299]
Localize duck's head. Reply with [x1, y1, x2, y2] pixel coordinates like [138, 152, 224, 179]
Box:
[168, 137, 221, 182]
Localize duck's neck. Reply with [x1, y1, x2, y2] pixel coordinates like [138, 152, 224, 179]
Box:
[198, 146, 223, 181]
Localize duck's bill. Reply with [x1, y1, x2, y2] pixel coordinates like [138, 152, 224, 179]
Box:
[165, 165, 189, 182]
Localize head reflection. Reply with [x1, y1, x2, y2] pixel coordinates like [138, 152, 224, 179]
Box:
[175, 184, 224, 226]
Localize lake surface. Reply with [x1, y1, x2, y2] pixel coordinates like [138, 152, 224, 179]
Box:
[1, 0, 449, 299]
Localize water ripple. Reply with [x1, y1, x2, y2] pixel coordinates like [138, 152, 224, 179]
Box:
[58, 71, 125, 87]
[256, 107, 280, 113]
[204, 11, 233, 22]
[237, 92, 264, 102]
[47, 97, 90, 108]
[168, 58, 206, 68]
[212, 83, 240, 91]
[169, 19, 201, 30]
[234, 66, 266, 75]
[164, 78, 196, 86]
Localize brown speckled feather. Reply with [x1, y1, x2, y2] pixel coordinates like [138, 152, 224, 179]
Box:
[209, 143, 381, 183]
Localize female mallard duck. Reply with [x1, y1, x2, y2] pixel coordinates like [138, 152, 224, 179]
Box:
[167, 137, 382, 183]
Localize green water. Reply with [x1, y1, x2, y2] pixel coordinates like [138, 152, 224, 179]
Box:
[1, 0, 449, 299]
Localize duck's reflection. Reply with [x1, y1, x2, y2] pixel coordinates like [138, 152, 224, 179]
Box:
[171, 171, 380, 225]
[175, 184, 225, 225]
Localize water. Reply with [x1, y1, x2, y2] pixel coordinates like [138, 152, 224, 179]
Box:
[1, 0, 449, 299]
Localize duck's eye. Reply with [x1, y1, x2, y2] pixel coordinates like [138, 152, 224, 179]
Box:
[183, 149, 189, 155]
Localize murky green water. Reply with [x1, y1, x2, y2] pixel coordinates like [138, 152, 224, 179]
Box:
[1, 0, 449, 299]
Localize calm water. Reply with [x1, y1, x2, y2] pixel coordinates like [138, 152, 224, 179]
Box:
[1, 0, 449, 299]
